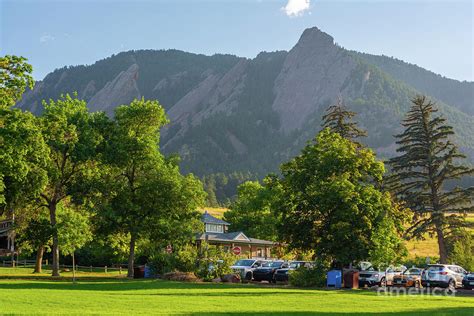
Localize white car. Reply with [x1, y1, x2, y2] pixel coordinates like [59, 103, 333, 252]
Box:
[422, 264, 467, 290]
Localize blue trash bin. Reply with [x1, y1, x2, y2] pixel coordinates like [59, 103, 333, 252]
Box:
[144, 265, 152, 278]
[327, 270, 342, 288]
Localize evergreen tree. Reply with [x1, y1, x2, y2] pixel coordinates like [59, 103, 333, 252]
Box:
[389, 95, 474, 263]
[321, 97, 367, 142]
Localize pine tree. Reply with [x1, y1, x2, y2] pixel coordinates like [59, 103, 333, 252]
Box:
[389, 95, 474, 263]
[321, 97, 367, 142]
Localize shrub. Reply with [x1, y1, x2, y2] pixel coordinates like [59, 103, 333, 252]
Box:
[149, 244, 199, 275]
[289, 267, 326, 287]
[448, 230, 474, 271]
[289, 261, 328, 288]
[196, 244, 237, 281]
[162, 271, 200, 282]
[403, 255, 440, 268]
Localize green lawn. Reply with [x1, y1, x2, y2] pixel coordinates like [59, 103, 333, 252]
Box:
[0, 268, 473, 315]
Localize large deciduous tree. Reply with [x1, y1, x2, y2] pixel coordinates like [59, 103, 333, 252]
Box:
[389, 96, 474, 263]
[98, 98, 205, 278]
[223, 176, 281, 241]
[0, 55, 34, 108]
[38, 94, 105, 276]
[278, 129, 406, 267]
[0, 109, 49, 214]
[0, 55, 48, 213]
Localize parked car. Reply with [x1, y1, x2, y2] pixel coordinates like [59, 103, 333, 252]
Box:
[386, 265, 407, 285]
[462, 272, 474, 290]
[253, 261, 288, 283]
[392, 267, 423, 288]
[358, 266, 386, 287]
[230, 259, 268, 281]
[358, 262, 406, 288]
[421, 264, 467, 290]
[274, 261, 313, 283]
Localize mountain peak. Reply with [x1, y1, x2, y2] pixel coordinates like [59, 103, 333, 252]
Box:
[297, 27, 334, 47]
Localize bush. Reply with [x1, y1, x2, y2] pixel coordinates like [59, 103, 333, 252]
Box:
[162, 271, 200, 282]
[149, 243, 237, 280]
[149, 244, 199, 275]
[289, 261, 328, 288]
[403, 255, 440, 268]
[196, 244, 237, 281]
[289, 267, 326, 287]
[448, 230, 474, 271]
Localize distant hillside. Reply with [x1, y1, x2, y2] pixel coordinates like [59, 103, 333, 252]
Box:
[357, 52, 474, 116]
[17, 27, 474, 179]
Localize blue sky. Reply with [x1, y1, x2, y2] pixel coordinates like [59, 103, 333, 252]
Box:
[1, 0, 472, 81]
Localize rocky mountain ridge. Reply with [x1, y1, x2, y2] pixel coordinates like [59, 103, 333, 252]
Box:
[17, 27, 474, 176]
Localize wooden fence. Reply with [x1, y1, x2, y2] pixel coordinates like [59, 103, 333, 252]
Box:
[1, 260, 128, 274]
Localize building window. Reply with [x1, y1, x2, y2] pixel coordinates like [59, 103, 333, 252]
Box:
[206, 224, 224, 233]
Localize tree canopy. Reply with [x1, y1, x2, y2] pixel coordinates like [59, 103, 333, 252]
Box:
[224, 176, 281, 241]
[96, 98, 206, 277]
[0, 55, 34, 108]
[278, 129, 406, 267]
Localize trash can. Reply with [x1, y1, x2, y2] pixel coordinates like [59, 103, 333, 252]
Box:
[144, 265, 153, 278]
[327, 270, 342, 288]
[344, 270, 359, 289]
[133, 266, 145, 279]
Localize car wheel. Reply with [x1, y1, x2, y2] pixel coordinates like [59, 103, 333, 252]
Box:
[245, 272, 252, 281]
[379, 277, 386, 288]
[447, 279, 456, 293]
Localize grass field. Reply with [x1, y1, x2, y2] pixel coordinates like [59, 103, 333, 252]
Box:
[0, 268, 473, 315]
[198, 207, 228, 218]
[405, 213, 474, 258]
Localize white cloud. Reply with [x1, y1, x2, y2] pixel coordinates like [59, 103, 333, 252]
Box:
[39, 33, 55, 43]
[282, 0, 311, 17]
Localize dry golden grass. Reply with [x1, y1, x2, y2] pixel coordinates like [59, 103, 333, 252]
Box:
[405, 237, 440, 258]
[198, 207, 228, 218]
[405, 213, 473, 258]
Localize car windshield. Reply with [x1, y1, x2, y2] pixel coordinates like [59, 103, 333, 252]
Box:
[362, 265, 378, 271]
[262, 262, 283, 268]
[404, 268, 422, 275]
[427, 265, 444, 272]
[233, 259, 255, 267]
[289, 262, 303, 269]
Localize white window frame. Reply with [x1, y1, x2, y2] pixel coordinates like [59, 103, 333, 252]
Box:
[206, 223, 224, 233]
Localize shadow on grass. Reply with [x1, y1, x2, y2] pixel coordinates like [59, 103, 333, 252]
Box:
[0, 278, 386, 295]
[182, 310, 474, 316]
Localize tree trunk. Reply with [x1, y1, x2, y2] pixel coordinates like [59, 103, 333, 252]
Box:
[435, 221, 448, 263]
[49, 202, 60, 277]
[127, 233, 136, 278]
[34, 245, 44, 274]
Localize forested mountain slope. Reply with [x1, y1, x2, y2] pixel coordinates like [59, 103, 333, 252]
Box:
[17, 27, 474, 178]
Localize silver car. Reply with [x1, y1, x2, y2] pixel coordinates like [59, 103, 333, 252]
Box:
[358, 263, 406, 287]
[422, 264, 467, 290]
[230, 259, 269, 281]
